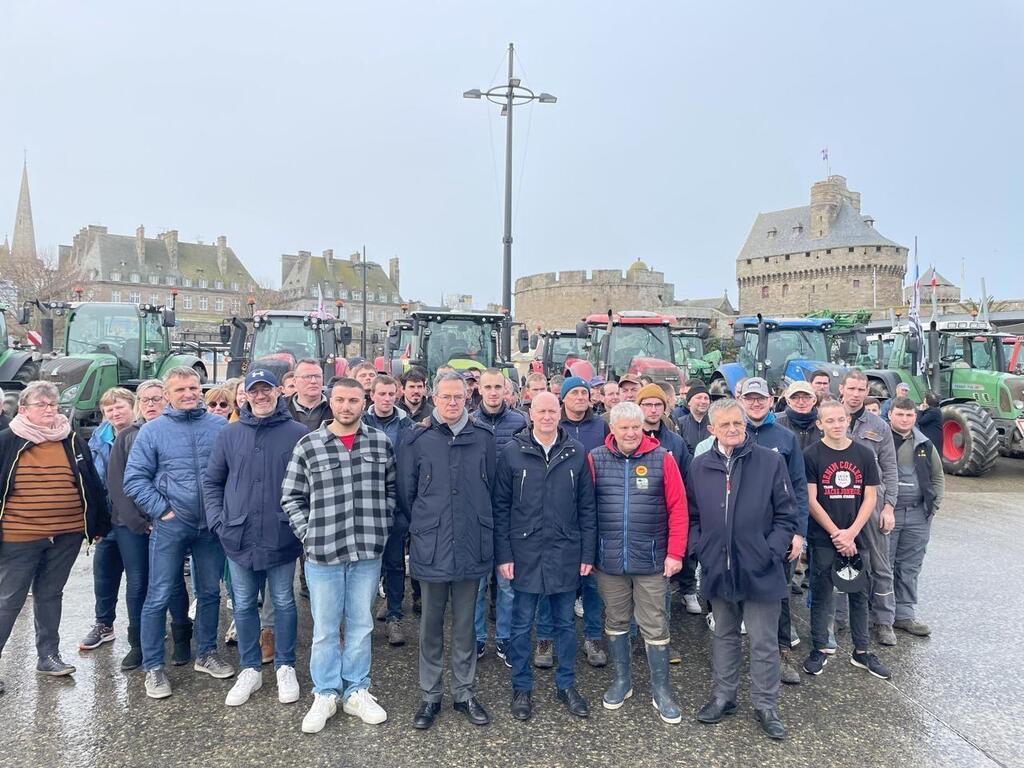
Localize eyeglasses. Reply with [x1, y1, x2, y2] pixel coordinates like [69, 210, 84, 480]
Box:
[209, 401, 230, 408]
[435, 394, 466, 403]
[139, 396, 164, 405]
[25, 401, 58, 410]
[295, 373, 324, 381]
[639, 401, 665, 409]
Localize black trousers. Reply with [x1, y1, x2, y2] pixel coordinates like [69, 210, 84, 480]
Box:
[0, 533, 82, 660]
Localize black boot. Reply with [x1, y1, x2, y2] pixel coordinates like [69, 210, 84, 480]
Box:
[171, 622, 193, 666]
[121, 625, 143, 671]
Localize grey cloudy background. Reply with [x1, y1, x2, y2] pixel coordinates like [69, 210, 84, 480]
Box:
[2, 1, 1022, 306]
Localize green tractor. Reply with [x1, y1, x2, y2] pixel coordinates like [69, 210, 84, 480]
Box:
[671, 325, 717, 383]
[23, 300, 208, 435]
[862, 318, 1024, 476]
[399, 309, 526, 381]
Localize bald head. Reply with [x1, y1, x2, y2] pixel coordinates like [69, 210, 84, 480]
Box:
[530, 391, 561, 441]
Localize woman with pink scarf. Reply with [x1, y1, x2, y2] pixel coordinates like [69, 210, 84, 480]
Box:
[0, 381, 109, 695]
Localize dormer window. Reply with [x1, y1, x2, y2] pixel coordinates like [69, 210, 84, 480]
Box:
[792, 223, 803, 234]
[110, 271, 122, 282]
[767, 227, 777, 239]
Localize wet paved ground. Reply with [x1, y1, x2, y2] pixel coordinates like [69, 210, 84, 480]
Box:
[1, 457, 1021, 768]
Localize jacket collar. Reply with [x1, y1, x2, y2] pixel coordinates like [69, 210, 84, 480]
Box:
[603, 431, 660, 458]
[162, 401, 211, 421]
[705, 434, 755, 469]
[561, 407, 596, 426]
[367, 404, 408, 423]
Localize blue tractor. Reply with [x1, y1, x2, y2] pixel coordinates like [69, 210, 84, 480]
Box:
[710, 314, 850, 397]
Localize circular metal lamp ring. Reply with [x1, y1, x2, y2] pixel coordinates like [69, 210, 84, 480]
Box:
[483, 84, 537, 107]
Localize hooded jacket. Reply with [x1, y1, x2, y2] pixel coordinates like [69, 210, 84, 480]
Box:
[492, 427, 597, 595]
[915, 406, 943, 451]
[587, 433, 687, 576]
[850, 406, 899, 510]
[397, 412, 497, 582]
[686, 435, 799, 603]
[203, 398, 308, 570]
[123, 402, 226, 526]
[363, 405, 413, 451]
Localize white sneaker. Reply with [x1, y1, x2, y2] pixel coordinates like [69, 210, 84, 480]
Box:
[302, 692, 338, 734]
[187, 598, 197, 621]
[225, 668, 262, 706]
[224, 619, 237, 645]
[343, 688, 387, 724]
[277, 665, 300, 704]
[705, 612, 716, 632]
[682, 594, 702, 615]
[573, 598, 584, 618]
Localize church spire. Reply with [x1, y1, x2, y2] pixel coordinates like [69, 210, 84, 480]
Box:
[11, 158, 37, 261]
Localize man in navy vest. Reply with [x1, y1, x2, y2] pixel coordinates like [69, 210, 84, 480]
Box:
[588, 402, 687, 724]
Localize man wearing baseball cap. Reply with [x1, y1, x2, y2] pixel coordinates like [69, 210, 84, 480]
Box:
[879, 382, 911, 420]
[203, 369, 310, 707]
[616, 375, 641, 404]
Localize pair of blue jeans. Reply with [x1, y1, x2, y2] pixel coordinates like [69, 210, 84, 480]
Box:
[382, 521, 408, 621]
[510, 590, 577, 691]
[112, 525, 188, 630]
[92, 534, 123, 626]
[536, 573, 602, 641]
[228, 558, 297, 670]
[142, 516, 225, 671]
[305, 557, 381, 700]
[474, 570, 513, 643]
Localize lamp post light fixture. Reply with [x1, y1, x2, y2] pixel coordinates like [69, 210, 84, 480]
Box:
[464, 42, 556, 356]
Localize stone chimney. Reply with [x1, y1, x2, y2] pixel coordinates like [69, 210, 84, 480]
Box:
[216, 235, 228, 275]
[136, 225, 145, 266]
[281, 253, 300, 284]
[160, 230, 179, 271]
[389, 256, 400, 293]
[323, 249, 334, 272]
[350, 251, 361, 264]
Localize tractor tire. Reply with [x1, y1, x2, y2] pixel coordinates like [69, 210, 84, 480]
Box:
[939, 403, 999, 477]
[868, 379, 889, 399]
[709, 376, 731, 398]
[193, 364, 209, 385]
[13, 361, 38, 384]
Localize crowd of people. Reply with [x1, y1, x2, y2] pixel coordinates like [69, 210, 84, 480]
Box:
[0, 361, 946, 741]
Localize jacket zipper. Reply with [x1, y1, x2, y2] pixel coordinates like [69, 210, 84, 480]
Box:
[569, 468, 575, 493]
[623, 456, 630, 571]
[520, 469, 526, 499]
[724, 454, 732, 571]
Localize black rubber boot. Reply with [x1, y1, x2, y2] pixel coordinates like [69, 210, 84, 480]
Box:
[121, 625, 143, 671]
[171, 622, 193, 666]
[646, 643, 682, 724]
[602, 633, 633, 710]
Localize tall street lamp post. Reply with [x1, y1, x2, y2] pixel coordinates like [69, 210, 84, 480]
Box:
[353, 245, 371, 357]
[464, 43, 556, 356]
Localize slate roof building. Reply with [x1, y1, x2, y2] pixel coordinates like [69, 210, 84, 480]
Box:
[278, 249, 403, 338]
[736, 175, 907, 314]
[905, 266, 961, 306]
[58, 225, 258, 328]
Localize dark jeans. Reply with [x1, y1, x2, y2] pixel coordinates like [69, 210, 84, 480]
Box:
[92, 534, 124, 626]
[537, 574, 602, 640]
[228, 558, 297, 670]
[112, 525, 189, 630]
[675, 550, 698, 595]
[0, 533, 82, 659]
[382, 523, 408, 621]
[810, 546, 869, 652]
[510, 590, 576, 691]
[142, 516, 225, 671]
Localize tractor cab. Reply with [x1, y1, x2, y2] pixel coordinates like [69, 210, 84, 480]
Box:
[579, 311, 684, 387]
[406, 310, 520, 381]
[222, 308, 352, 383]
[532, 329, 593, 379]
[715, 315, 843, 396]
[379, 318, 414, 375]
[671, 324, 715, 383]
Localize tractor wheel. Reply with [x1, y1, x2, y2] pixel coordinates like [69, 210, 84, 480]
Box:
[940, 403, 999, 476]
[192, 364, 209, 385]
[13, 361, 38, 384]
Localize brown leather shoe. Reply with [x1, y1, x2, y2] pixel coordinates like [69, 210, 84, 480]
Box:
[260, 628, 275, 665]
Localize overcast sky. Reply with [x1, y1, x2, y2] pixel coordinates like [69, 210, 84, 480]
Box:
[2, 1, 1022, 307]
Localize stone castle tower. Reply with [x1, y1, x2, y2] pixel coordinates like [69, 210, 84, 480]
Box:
[10, 159, 37, 261]
[736, 175, 906, 315]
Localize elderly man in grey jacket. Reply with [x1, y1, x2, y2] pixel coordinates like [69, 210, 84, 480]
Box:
[836, 370, 900, 647]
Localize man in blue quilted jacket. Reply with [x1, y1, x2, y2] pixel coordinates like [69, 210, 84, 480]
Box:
[124, 366, 230, 700]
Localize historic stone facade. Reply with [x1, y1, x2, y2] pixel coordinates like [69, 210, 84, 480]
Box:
[514, 260, 676, 331]
[905, 266, 961, 306]
[59, 225, 258, 328]
[736, 175, 907, 315]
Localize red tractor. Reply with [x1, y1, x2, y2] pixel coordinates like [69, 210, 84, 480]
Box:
[576, 310, 686, 387]
[529, 329, 595, 379]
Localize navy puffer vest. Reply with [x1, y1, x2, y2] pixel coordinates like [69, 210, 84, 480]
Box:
[591, 440, 668, 575]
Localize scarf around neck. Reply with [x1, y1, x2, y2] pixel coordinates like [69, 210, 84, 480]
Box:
[786, 406, 818, 431]
[10, 413, 72, 444]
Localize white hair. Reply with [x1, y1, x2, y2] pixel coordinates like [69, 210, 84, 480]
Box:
[608, 401, 643, 427]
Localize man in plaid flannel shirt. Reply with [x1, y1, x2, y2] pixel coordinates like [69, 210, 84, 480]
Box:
[281, 377, 397, 734]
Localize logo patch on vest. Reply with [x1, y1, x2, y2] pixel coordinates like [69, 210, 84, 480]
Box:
[636, 478, 649, 490]
[635, 465, 648, 477]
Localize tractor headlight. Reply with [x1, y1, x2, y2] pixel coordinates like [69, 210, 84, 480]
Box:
[60, 385, 80, 403]
[1014, 400, 1024, 411]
